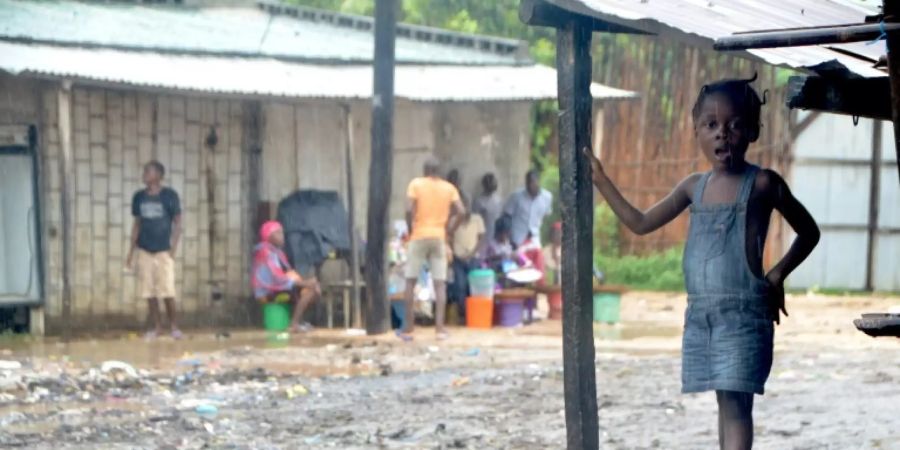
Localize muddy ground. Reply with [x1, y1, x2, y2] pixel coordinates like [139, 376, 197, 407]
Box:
[1, 292, 898, 449]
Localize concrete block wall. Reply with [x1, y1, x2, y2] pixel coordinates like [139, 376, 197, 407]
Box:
[38, 86, 254, 331]
[260, 100, 533, 237]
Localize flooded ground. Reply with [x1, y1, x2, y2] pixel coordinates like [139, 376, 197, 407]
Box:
[1, 292, 898, 449]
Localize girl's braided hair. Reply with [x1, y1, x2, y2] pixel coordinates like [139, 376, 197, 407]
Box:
[691, 73, 768, 142]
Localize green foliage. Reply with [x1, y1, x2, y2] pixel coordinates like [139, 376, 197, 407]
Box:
[593, 202, 619, 257]
[287, 0, 372, 14]
[596, 245, 685, 292]
[285, 0, 557, 65]
[591, 202, 684, 291]
[538, 155, 560, 244]
[530, 100, 557, 167]
[775, 68, 798, 88]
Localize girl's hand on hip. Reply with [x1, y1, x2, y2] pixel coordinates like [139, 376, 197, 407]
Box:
[765, 272, 787, 325]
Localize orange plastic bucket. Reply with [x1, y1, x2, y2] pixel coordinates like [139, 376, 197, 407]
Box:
[465, 296, 493, 329]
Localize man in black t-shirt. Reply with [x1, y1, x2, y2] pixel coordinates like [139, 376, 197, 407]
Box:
[126, 161, 183, 340]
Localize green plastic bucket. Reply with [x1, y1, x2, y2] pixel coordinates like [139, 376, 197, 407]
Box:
[593, 292, 621, 324]
[263, 302, 291, 331]
[467, 269, 496, 299]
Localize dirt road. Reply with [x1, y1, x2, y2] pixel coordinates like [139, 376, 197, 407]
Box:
[1, 292, 898, 449]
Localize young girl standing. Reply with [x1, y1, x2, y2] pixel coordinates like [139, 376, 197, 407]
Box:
[585, 76, 820, 449]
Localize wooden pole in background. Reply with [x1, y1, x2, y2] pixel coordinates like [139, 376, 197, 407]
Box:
[57, 80, 74, 342]
[343, 104, 362, 329]
[865, 119, 882, 291]
[364, 0, 396, 335]
[557, 19, 599, 450]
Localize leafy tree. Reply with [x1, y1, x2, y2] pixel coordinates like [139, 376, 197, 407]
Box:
[284, 0, 556, 65]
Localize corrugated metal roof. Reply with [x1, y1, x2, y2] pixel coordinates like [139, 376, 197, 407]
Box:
[0, 0, 526, 65]
[0, 42, 635, 102]
[551, 0, 886, 77]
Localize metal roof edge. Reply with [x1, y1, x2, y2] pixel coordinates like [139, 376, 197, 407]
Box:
[255, 1, 532, 63]
[0, 35, 535, 67]
[544, 0, 880, 77]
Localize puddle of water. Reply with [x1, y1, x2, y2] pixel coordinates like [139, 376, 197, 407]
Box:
[595, 323, 682, 341]
[0, 330, 361, 369]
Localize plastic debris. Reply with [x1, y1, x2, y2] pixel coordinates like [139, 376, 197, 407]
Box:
[195, 404, 218, 417]
[100, 361, 137, 378]
[286, 384, 309, 399]
[451, 377, 470, 387]
[0, 360, 22, 370]
[463, 348, 480, 357]
[178, 358, 203, 367]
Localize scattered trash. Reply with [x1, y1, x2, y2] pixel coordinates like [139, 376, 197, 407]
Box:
[451, 377, 470, 387]
[427, 346, 440, 353]
[345, 328, 366, 336]
[286, 384, 309, 399]
[0, 360, 22, 370]
[100, 361, 137, 378]
[462, 348, 480, 357]
[203, 422, 215, 434]
[777, 370, 798, 380]
[179, 358, 203, 367]
[195, 404, 218, 417]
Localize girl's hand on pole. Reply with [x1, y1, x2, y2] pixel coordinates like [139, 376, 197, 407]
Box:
[582, 147, 604, 184]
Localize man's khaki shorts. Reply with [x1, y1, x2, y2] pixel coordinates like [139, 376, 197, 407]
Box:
[405, 238, 447, 281]
[138, 249, 176, 300]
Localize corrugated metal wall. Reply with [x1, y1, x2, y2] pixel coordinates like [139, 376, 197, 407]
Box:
[788, 113, 900, 291]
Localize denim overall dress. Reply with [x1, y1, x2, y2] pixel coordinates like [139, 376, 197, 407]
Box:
[681, 164, 774, 395]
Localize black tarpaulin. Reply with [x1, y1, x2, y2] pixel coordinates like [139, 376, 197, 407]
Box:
[277, 190, 353, 275]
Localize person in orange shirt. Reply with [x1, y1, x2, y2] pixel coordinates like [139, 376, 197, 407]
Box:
[402, 157, 465, 341]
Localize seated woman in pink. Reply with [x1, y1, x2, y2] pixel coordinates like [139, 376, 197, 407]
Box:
[252, 221, 320, 332]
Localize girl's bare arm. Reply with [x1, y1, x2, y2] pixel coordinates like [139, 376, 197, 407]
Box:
[584, 148, 695, 235]
[763, 170, 820, 284]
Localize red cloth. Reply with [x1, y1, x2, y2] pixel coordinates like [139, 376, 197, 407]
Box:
[518, 238, 546, 287]
[251, 242, 294, 293]
[259, 220, 282, 242]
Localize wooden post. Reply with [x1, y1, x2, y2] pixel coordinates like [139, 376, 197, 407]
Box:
[57, 81, 74, 342]
[342, 104, 363, 329]
[865, 119, 882, 291]
[364, 0, 396, 335]
[557, 20, 599, 450]
[242, 100, 262, 305]
[885, 0, 900, 184]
